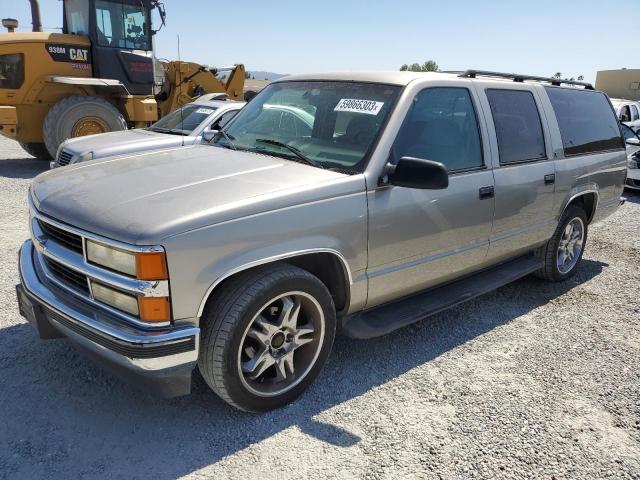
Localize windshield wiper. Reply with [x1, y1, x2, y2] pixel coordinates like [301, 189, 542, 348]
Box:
[168, 129, 189, 136]
[148, 127, 187, 136]
[255, 138, 323, 169]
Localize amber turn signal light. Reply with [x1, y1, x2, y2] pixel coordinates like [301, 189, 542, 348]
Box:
[138, 296, 171, 323]
[135, 252, 168, 280]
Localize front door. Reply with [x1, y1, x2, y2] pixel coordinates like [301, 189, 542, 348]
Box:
[366, 86, 495, 308]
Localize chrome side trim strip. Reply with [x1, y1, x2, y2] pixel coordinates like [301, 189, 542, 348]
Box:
[196, 248, 354, 318]
[366, 238, 490, 280]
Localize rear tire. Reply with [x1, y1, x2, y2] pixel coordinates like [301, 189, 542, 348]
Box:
[535, 205, 588, 282]
[19, 142, 51, 160]
[198, 264, 336, 412]
[43, 95, 127, 158]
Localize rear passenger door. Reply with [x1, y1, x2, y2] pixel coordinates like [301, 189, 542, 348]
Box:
[477, 87, 557, 262]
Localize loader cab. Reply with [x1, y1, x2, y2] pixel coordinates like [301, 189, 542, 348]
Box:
[63, 0, 155, 95]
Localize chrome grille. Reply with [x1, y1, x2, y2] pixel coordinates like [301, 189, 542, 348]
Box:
[38, 219, 83, 253]
[57, 149, 73, 166]
[44, 257, 90, 295]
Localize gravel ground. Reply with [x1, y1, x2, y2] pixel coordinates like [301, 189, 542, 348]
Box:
[0, 136, 639, 479]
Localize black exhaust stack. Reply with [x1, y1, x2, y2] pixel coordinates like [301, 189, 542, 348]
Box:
[29, 0, 42, 32]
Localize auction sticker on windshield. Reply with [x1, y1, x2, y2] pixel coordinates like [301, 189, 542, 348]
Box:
[195, 108, 215, 115]
[334, 99, 384, 115]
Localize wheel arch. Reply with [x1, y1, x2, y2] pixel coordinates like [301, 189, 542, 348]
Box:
[196, 249, 353, 320]
[560, 189, 599, 224]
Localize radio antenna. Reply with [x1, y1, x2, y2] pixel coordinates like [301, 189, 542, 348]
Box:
[177, 34, 184, 146]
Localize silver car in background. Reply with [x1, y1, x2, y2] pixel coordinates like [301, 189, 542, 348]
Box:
[621, 123, 640, 190]
[50, 98, 245, 168]
[611, 98, 640, 133]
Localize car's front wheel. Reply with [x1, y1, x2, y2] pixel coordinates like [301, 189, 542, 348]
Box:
[198, 264, 336, 412]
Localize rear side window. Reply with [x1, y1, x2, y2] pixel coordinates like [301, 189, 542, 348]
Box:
[631, 104, 639, 121]
[0, 54, 25, 89]
[620, 105, 631, 122]
[486, 89, 546, 164]
[545, 87, 624, 156]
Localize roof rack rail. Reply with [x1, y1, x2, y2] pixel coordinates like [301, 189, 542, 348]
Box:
[458, 70, 594, 90]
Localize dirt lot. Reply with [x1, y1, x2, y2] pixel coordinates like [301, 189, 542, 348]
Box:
[0, 136, 639, 479]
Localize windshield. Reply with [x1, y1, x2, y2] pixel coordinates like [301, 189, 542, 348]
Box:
[95, 0, 150, 50]
[148, 104, 217, 135]
[215, 81, 401, 172]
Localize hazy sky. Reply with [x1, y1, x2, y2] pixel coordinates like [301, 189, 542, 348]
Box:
[4, 0, 634, 83]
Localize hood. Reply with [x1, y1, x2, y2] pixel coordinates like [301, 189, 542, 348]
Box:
[62, 129, 186, 160]
[32, 145, 353, 244]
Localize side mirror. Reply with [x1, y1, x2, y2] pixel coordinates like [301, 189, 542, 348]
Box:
[202, 129, 218, 142]
[384, 156, 449, 190]
[626, 137, 640, 147]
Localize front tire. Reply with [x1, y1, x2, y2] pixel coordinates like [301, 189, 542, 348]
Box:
[535, 205, 588, 282]
[198, 264, 336, 412]
[43, 95, 128, 158]
[19, 142, 51, 160]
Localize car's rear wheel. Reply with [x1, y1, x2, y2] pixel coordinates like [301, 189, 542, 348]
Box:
[535, 205, 588, 282]
[198, 264, 336, 412]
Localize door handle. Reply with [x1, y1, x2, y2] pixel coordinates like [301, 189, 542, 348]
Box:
[544, 173, 556, 185]
[479, 186, 494, 200]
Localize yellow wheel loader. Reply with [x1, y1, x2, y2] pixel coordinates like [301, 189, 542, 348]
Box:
[0, 0, 246, 159]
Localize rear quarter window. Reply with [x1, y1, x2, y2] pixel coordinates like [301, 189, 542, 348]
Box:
[545, 87, 624, 156]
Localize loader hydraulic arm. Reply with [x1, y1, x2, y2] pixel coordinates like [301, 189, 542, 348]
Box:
[155, 62, 246, 118]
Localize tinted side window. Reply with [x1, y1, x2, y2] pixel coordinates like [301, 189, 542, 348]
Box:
[620, 105, 631, 122]
[621, 124, 638, 142]
[393, 87, 483, 172]
[631, 104, 639, 121]
[486, 89, 546, 164]
[545, 87, 624, 156]
[0, 54, 24, 89]
[215, 110, 238, 129]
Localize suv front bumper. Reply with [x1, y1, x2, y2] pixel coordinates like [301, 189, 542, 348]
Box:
[17, 240, 199, 397]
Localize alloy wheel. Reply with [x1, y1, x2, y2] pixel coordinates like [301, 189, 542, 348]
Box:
[237, 291, 325, 397]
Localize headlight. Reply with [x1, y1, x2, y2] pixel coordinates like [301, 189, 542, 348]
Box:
[85, 240, 168, 280]
[70, 151, 93, 164]
[90, 281, 139, 316]
[629, 157, 639, 169]
[89, 281, 170, 322]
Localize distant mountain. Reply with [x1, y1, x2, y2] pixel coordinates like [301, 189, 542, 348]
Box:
[248, 71, 288, 81]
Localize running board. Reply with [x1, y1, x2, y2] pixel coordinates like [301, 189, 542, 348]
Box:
[342, 255, 543, 339]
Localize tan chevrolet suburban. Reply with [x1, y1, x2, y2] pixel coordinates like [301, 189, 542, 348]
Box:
[17, 70, 627, 411]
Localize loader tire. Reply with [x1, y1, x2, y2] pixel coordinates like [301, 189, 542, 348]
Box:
[43, 96, 127, 158]
[19, 142, 51, 160]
